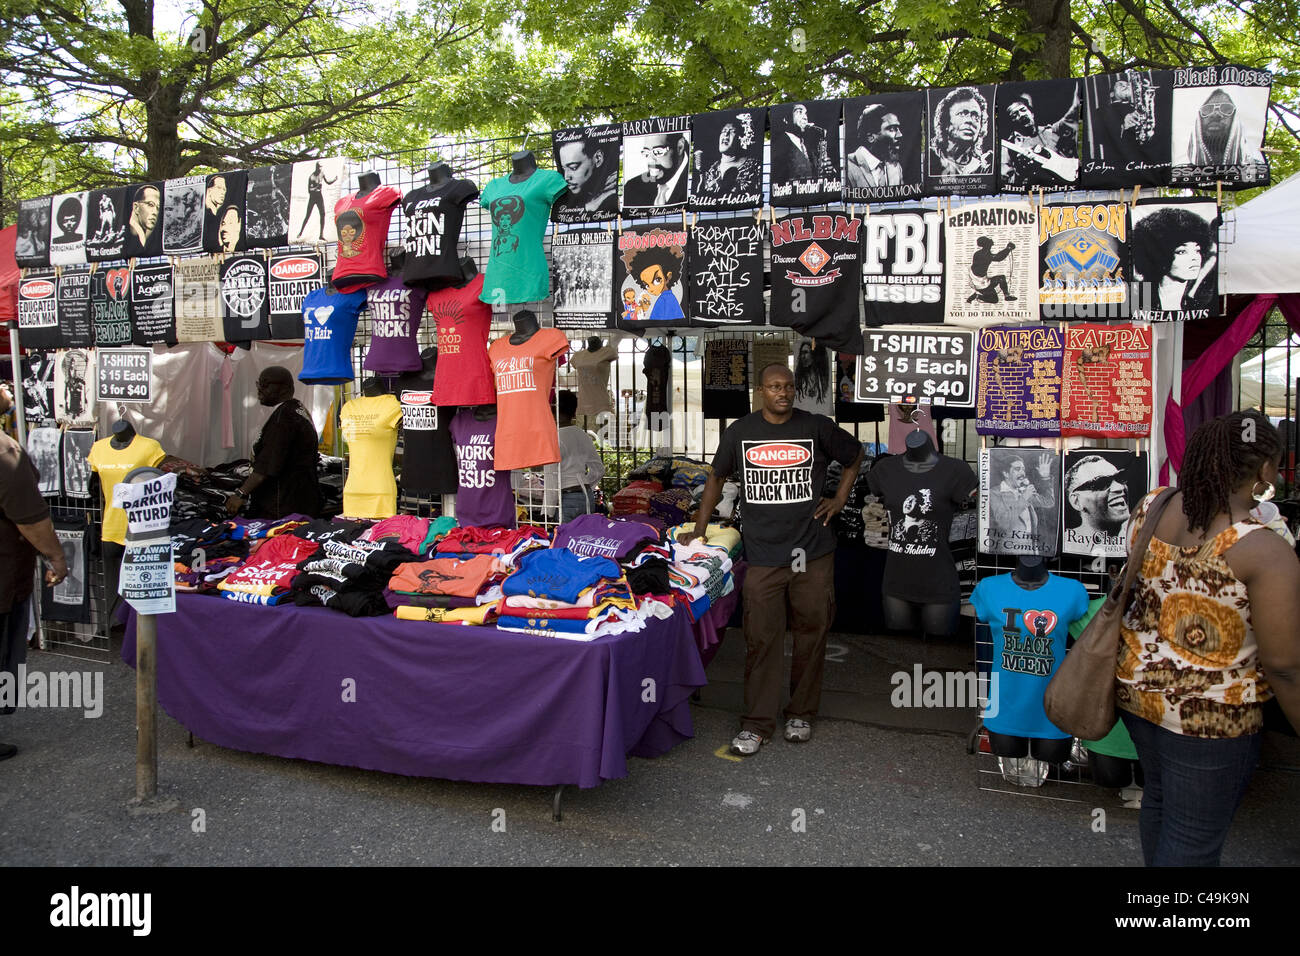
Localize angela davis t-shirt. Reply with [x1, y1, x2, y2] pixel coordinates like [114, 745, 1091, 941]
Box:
[710, 409, 861, 567]
[479, 169, 568, 305]
[867, 454, 978, 603]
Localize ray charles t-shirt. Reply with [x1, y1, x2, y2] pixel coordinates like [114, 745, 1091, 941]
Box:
[479, 169, 568, 305]
[709, 409, 861, 567]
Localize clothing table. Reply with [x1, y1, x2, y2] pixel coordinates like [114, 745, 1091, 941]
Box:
[123, 593, 706, 791]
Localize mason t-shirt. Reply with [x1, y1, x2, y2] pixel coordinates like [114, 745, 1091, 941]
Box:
[479, 169, 568, 305]
[709, 409, 861, 567]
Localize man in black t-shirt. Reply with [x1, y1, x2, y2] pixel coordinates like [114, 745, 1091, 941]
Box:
[682, 364, 863, 755]
[225, 367, 322, 518]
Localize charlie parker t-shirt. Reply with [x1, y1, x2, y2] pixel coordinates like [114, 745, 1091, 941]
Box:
[479, 169, 568, 305]
[971, 572, 1089, 738]
[867, 454, 978, 603]
[709, 409, 861, 567]
[487, 327, 570, 471]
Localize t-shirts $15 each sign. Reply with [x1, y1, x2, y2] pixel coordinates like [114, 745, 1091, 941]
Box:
[854, 328, 975, 405]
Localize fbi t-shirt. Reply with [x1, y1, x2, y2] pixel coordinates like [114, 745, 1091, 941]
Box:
[479, 169, 568, 305]
[709, 409, 861, 567]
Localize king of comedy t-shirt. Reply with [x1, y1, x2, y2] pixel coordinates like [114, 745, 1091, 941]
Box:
[709, 409, 861, 567]
[479, 168, 567, 305]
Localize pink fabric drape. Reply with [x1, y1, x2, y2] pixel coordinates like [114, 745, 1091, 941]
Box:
[221, 352, 236, 450]
[1162, 294, 1300, 482]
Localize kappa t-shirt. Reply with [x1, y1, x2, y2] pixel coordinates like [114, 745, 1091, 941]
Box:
[479, 169, 568, 305]
[363, 275, 424, 375]
[389, 362, 458, 495]
[339, 394, 402, 519]
[330, 185, 402, 292]
[449, 409, 516, 528]
[427, 274, 496, 407]
[488, 327, 570, 471]
[86, 436, 166, 544]
[299, 287, 368, 384]
[401, 178, 480, 289]
[971, 573, 1089, 739]
[867, 454, 978, 603]
[710, 409, 861, 567]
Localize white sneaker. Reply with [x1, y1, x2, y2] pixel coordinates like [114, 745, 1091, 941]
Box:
[730, 730, 767, 756]
[784, 718, 812, 743]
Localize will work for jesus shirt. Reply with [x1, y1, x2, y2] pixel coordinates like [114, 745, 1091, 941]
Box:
[710, 409, 861, 567]
[971, 572, 1089, 739]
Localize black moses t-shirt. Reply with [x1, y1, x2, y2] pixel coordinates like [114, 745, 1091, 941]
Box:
[710, 408, 861, 567]
[867, 454, 977, 603]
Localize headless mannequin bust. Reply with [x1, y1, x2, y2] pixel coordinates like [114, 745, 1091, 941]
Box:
[883, 430, 961, 638]
[110, 419, 136, 449]
[427, 161, 452, 186]
[459, 256, 478, 283]
[473, 404, 497, 422]
[509, 150, 537, 182]
[356, 171, 381, 198]
[360, 376, 385, 398]
[509, 309, 540, 345]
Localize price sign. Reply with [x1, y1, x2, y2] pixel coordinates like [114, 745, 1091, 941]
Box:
[96, 348, 153, 403]
[854, 326, 975, 406]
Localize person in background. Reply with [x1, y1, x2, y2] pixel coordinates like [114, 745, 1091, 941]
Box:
[557, 389, 604, 524]
[0, 383, 69, 761]
[225, 367, 322, 519]
[1116, 410, 1300, 866]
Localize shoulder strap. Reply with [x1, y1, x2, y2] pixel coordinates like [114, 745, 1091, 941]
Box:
[1116, 487, 1177, 599]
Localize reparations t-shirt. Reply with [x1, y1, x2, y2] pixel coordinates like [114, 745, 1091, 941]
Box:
[709, 409, 860, 567]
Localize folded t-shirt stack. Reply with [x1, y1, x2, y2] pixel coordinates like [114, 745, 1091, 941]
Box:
[363, 514, 458, 555]
[227, 515, 311, 540]
[610, 480, 662, 517]
[433, 525, 548, 568]
[289, 537, 419, 616]
[216, 534, 321, 606]
[626, 539, 734, 619]
[648, 487, 693, 527]
[496, 548, 643, 641]
[171, 518, 250, 592]
[387, 553, 508, 624]
[291, 518, 371, 544]
[551, 514, 659, 560]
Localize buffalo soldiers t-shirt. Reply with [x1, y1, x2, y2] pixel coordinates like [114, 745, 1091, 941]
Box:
[363, 274, 423, 374]
[479, 168, 568, 305]
[299, 287, 368, 384]
[401, 178, 480, 289]
[710, 408, 861, 567]
[867, 454, 978, 604]
[331, 185, 402, 292]
[769, 213, 864, 354]
[388, 360, 458, 495]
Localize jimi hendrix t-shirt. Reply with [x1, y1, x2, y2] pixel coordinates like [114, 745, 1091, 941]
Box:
[479, 169, 568, 305]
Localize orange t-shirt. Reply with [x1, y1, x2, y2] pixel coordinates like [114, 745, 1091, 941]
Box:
[487, 327, 570, 471]
[388, 554, 502, 598]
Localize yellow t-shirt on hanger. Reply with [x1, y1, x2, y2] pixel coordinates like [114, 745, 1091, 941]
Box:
[86, 435, 167, 544]
[340, 394, 401, 519]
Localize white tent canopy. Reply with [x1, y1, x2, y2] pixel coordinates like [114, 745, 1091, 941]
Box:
[1239, 334, 1300, 414]
[1222, 171, 1300, 295]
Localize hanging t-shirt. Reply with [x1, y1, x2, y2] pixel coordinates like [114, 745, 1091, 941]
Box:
[86, 435, 166, 544]
[1127, 198, 1221, 322]
[267, 251, 326, 339]
[363, 275, 423, 374]
[297, 287, 367, 384]
[123, 182, 165, 259]
[202, 171, 248, 254]
[290, 157, 346, 244]
[220, 254, 271, 342]
[389, 360, 458, 495]
[702, 338, 750, 419]
[330, 185, 402, 292]
[449, 409, 516, 528]
[162, 175, 206, 255]
[1059, 323, 1153, 438]
[709, 408, 861, 567]
[339, 394, 402, 519]
[867, 454, 978, 604]
[769, 100, 843, 207]
[861, 207, 945, 327]
[971, 573, 1089, 739]
[56, 269, 94, 349]
[90, 267, 133, 348]
[401, 178, 480, 289]
[62, 429, 95, 499]
[615, 225, 689, 330]
[688, 218, 765, 326]
[129, 262, 177, 346]
[487, 327, 569, 471]
[41, 520, 92, 624]
[995, 79, 1081, 192]
[974, 325, 1064, 438]
[48, 191, 89, 267]
[793, 338, 834, 417]
[478, 168, 568, 305]
[769, 213, 864, 354]
[244, 164, 292, 249]
[426, 273, 495, 407]
[17, 272, 61, 350]
[174, 257, 225, 343]
[28, 428, 62, 496]
[15, 196, 51, 268]
[643, 342, 671, 428]
[570, 344, 617, 417]
[1080, 70, 1173, 189]
[84, 187, 129, 262]
[54, 349, 96, 426]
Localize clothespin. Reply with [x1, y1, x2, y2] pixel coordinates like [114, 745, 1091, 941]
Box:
[1216, 180, 1223, 208]
[691, 213, 698, 228]
[1130, 185, 1140, 207]
[850, 204, 856, 219]
[769, 205, 776, 227]
[863, 204, 870, 220]
[753, 205, 762, 223]
[617, 216, 623, 236]
[681, 210, 687, 231]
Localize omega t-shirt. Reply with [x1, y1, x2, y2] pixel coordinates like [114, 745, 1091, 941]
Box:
[299, 287, 368, 385]
[479, 169, 568, 305]
[487, 327, 570, 471]
[709, 408, 861, 567]
[866, 454, 978, 604]
[401, 178, 480, 289]
[389, 362, 458, 495]
[330, 185, 402, 292]
[363, 275, 423, 375]
[427, 274, 496, 407]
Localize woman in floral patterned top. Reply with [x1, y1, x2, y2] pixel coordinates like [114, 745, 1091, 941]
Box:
[1116, 410, 1300, 865]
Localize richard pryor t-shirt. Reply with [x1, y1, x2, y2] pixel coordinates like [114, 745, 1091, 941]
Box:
[867, 454, 978, 603]
[427, 273, 495, 407]
[487, 327, 569, 471]
[479, 169, 568, 305]
[710, 409, 861, 567]
[331, 185, 402, 292]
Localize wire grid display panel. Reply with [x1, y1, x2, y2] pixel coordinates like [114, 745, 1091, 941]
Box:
[36, 475, 113, 663]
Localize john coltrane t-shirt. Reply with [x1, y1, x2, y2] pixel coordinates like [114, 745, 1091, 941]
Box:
[709, 408, 861, 567]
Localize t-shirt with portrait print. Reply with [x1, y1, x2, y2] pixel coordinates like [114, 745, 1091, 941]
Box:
[330, 185, 402, 293]
[867, 454, 977, 603]
[487, 327, 570, 471]
[478, 169, 568, 305]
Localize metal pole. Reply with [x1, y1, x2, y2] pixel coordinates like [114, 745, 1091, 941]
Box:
[8, 323, 26, 446]
[135, 612, 158, 800]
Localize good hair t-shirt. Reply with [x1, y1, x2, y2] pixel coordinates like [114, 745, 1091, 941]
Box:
[479, 169, 567, 305]
[299, 287, 368, 385]
[427, 274, 495, 407]
[487, 327, 570, 471]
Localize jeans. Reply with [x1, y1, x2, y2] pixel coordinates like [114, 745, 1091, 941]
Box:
[1119, 710, 1261, 866]
[560, 488, 593, 525]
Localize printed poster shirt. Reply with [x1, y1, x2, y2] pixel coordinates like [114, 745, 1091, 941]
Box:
[427, 274, 495, 407]
[479, 169, 568, 305]
[710, 409, 861, 567]
[330, 185, 402, 292]
[768, 213, 864, 354]
[339, 394, 402, 519]
[488, 327, 570, 471]
[971, 572, 1089, 738]
[974, 325, 1064, 438]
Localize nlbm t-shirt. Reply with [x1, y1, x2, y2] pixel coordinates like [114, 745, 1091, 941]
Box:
[710, 409, 861, 567]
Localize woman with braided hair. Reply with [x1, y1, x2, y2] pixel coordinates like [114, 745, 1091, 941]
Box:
[1115, 410, 1300, 866]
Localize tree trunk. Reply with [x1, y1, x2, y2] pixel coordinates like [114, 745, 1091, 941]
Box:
[144, 83, 185, 180]
[1010, 0, 1072, 79]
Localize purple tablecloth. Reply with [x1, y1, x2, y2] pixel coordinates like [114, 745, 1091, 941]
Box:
[123, 593, 707, 789]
